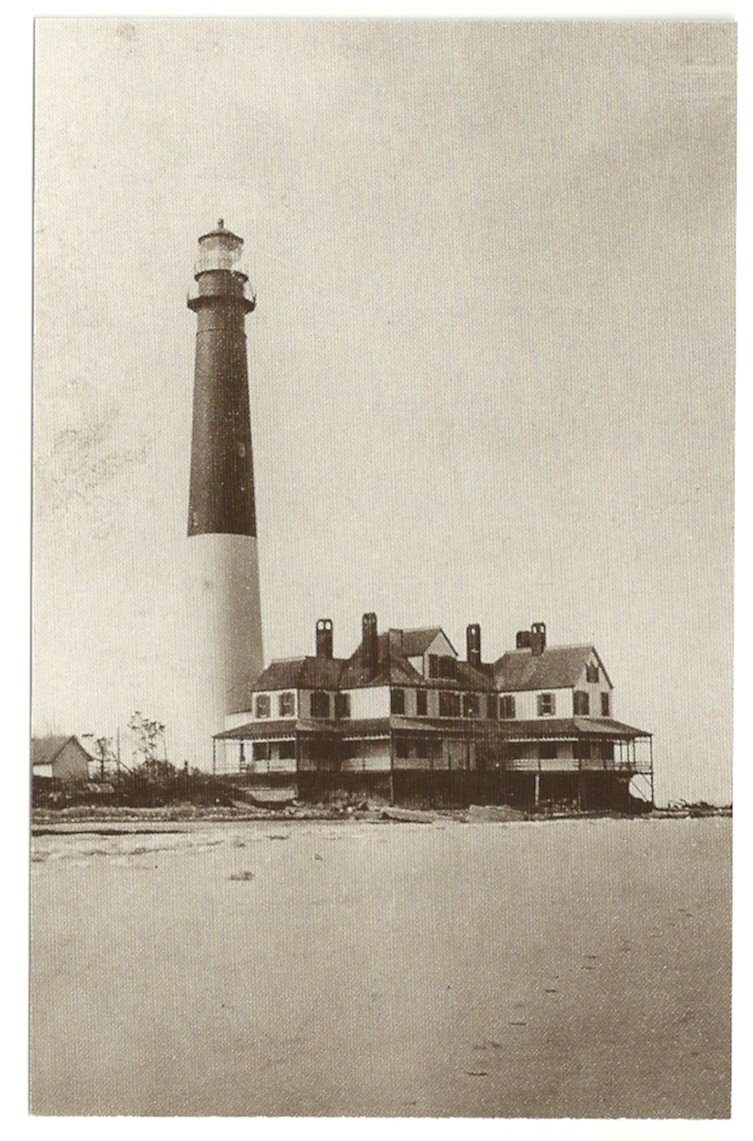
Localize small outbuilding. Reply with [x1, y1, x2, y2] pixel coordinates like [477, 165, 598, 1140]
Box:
[31, 736, 92, 783]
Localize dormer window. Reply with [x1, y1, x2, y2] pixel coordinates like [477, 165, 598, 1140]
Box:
[428, 655, 455, 680]
[255, 694, 271, 719]
[586, 664, 599, 684]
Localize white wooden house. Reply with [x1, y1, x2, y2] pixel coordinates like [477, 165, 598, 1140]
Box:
[215, 615, 652, 811]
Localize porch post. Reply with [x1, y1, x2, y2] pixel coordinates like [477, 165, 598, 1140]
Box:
[430, 736, 435, 809]
[389, 730, 395, 806]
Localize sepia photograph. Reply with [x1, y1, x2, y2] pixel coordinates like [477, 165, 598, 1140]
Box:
[30, 12, 735, 1120]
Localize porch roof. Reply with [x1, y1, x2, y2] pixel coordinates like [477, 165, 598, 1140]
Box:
[500, 717, 651, 740]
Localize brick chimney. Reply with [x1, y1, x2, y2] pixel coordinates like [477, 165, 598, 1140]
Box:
[316, 618, 333, 659]
[530, 622, 547, 657]
[466, 623, 481, 669]
[362, 612, 378, 675]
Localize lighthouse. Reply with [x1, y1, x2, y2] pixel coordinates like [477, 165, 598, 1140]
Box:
[185, 220, 264, 751]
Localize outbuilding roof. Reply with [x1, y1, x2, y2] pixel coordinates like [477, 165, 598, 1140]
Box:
[31, 735, 93, 768]
[494, 645, 613, 692]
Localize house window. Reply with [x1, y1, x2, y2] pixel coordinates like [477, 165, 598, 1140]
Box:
[278, 691, 295, 717]
[252, 741, 270, 762]
[573, 690, 590, 716]
[539, 741, 558, 761]
[439, 691, 460, 718]
[537, 693, 556, 716]
[310, 691, 330, 719]
[601, 692, 611, 717]
[575, 739, 591, 761]
[601, 740, 614, 762]
[255, 694, 271, 719]
[341, 739, 359, 762]
[390, 688, 406, 715]
[462, 693, 480, 718]
[279, 739, 296, 761]
[394, 736, 410, 759]
[416, 689, 428, 716]
[499, 695, 516, 719]
[486, 694, 498, 720]
[334, 693, 351, 719]
[586, 664, 600, 684]
[430, 655, 455, 679]
[415, 736, 432, 759]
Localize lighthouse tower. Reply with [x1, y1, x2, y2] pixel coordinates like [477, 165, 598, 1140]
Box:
[185, 221, 264, 752]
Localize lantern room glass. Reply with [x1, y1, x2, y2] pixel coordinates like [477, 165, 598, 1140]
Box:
[195, 223, 245, 275]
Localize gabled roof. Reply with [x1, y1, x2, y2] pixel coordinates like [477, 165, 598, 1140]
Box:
[31, 735, 93, 768]
[494, 645, 612, 692]
[401, 628, 445, 657]
[339, 633, 425, 689]
[251, 656, 346, 692]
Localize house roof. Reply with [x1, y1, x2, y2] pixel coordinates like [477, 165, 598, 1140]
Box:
[251, 656, 346, 692]
[338, 630, 494, 690]
[338, 633, 425, 689]
[250, 635, 613, 698]
[453, 660, 497, 692]
[494, 645, 613, 692]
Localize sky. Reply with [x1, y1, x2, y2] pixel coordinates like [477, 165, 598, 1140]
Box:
[32, 17, 736, 802]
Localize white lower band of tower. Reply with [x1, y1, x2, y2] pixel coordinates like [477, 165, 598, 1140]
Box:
[178, 533, 263, 769]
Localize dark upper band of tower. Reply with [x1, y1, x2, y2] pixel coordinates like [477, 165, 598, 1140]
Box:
[187, 223, 258, 538]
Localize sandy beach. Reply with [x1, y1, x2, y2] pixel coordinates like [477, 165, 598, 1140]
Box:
[30, 815, 731, 1118]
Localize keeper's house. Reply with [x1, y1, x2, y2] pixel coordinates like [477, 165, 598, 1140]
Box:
[214, 615, 653, 811]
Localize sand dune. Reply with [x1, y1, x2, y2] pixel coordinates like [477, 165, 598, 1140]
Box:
[30, 816, 731, 1117]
